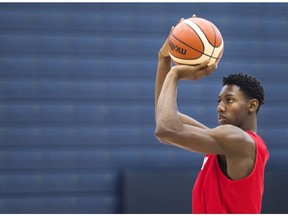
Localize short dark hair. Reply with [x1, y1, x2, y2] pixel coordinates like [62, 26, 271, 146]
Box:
[223, 73, 265, 112]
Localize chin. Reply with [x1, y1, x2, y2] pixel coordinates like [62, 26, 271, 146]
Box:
[218, 120, 233, 126]
[218, 119, 227, 125]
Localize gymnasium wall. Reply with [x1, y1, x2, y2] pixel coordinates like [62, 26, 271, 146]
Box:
[0, 3, 288, 213]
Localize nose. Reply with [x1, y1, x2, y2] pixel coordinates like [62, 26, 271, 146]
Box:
[217, 102, 225, 113]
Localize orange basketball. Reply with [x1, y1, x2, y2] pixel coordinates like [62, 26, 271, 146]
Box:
[168, 17, 224, 66]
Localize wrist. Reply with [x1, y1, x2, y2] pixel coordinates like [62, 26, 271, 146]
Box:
[169, 66, 181, 80]
[158, 52, 172, 69]
[158, 49, 171, 59]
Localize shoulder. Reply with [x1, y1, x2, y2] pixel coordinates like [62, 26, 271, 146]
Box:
[208, 124, 250, 140]
[247, 130, 269, 160]
[208, 125, 255, 156]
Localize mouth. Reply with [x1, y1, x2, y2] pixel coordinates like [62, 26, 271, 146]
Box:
[218, 114, 225, 119]
[218, 115, 226, 123]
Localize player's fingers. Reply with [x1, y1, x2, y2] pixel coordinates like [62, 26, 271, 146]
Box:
[192, 64, 216, 80]
[196, 60, 210, 69]
[178, 18, 184, 24]
[201, 63, 217, 76]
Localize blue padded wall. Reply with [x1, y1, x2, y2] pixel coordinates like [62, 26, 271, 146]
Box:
[0, 3, 288, 213]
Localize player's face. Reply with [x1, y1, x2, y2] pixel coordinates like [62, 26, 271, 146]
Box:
[217, 84, 250, 127]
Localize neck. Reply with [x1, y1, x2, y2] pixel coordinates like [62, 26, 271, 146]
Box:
[241, 115, 257, 133]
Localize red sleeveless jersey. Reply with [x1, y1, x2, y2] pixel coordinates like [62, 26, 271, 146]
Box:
[192, 131, 269, 213]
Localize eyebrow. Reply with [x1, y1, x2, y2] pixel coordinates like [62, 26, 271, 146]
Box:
[218, 93, 237, 98]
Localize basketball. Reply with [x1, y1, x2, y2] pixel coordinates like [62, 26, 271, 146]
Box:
[168, 17, 224, 66]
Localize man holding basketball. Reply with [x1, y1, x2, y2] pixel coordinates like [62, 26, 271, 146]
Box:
[154, 18, 269, 214]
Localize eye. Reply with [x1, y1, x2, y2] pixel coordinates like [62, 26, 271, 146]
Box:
[226, 98, 233, 103]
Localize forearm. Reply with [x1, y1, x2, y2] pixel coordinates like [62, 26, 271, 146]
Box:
[155, 52, 172, 107]
[155, 69, 182, 135]
[155, 66, 210, 145]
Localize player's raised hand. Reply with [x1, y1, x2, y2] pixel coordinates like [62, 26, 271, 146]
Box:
[171, 60, 217, 81]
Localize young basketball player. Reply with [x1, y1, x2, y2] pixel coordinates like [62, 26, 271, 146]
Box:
[155, 19, 269, 213]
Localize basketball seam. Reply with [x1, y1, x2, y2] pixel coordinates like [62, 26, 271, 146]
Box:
[191, 21, 215, 60]
[171, 32, 204, 59]
[209, 23, 217, 61]
[183, 20, 219, 60]
[169, 51, 218, 61]
[192, 22, 215, 47]
[171, 30, 218, 60]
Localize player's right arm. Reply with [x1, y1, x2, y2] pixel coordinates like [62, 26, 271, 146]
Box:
[155, 19, 208, 130]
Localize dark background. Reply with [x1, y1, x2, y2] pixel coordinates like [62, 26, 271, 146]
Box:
[0, 3, 287, 213]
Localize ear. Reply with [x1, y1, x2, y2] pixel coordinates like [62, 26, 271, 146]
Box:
[248, 99, 259, 113]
